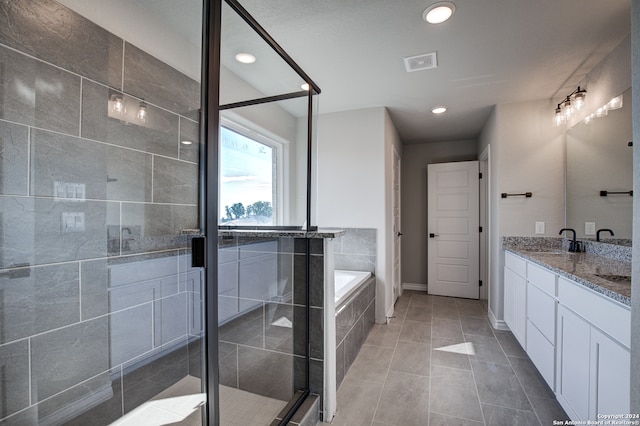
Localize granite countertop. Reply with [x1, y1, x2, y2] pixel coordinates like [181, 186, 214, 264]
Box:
[217, 228, 345, 239]
[504, 246, 631, 306]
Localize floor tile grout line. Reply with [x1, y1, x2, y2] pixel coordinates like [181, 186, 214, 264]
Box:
[504, 352, 545, 425]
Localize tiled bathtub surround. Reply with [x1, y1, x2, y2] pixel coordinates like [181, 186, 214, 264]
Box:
[0, 1, 201, 424]
[335, 277, 376, 388]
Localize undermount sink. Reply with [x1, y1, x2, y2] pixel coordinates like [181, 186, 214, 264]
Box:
[595, 274, 631, 284]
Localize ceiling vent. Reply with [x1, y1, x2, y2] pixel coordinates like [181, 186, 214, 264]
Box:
[403, 52, 438, 72]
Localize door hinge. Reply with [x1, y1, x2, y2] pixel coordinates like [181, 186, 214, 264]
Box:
[479, 172, 483, 179]
[479, 280, 483, 287]
[192, 236, 206, 268]
[479, 226, 483, 233]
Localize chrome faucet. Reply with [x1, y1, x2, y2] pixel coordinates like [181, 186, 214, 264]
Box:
[596, 228, 614, 242]
[559, 228, 582, 252]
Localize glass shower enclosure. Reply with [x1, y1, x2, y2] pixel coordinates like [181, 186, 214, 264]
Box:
[0, 0, 207, 424]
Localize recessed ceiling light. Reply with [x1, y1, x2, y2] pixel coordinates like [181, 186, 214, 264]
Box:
[431, 106, 447, 114]
[423, 2, 456, 24]
[235, 52, 256, 64]
[301, 82, 310, 91]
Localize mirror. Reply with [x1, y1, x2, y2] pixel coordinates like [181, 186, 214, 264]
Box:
[565, 87, 632, 244]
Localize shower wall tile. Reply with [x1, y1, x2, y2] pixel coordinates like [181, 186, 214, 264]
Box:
[153, 156, 198, 205]
[0, 121, 28, 195]
[80, 259, 109, 320]
[293, 253, 324, 307]
[179, 117, 200, 163]
[123, 43, 200, 119]
[0, 340, 29, 418]
[110, 304, 153, 366]
[0, 197, 120, 268]
[30, 129, 153, 202]
[120, 203, 196, 253]
[31, 317, 110, 402]
[0, 0, 123, 89]
[0, 45, 80, 135]
[0, 263, 79, 344]
[265, 303, 294, 353]
[154, 293, 188, 346]
[81, 80, 180, 158]
[238, 345, 294, 401]
[122, 344, 189, 413]
[51, 368, 123, 426]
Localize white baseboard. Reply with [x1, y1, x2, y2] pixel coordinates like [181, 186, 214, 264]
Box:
[488, 308, 510, 331]
[403, 282, 427, 292]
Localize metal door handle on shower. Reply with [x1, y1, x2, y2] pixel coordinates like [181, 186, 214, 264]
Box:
[429, 233, 439, 238]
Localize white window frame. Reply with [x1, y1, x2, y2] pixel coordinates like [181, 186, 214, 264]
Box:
[219, 115, 288, 226]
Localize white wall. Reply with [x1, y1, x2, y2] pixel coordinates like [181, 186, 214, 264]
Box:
[317, 107, 401, 323]
[401, 140, 478, 287]
[478, 100, 565, 326]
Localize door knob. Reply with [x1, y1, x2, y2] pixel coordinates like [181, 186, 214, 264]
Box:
[397, 232, 403, 237]
[429, 233, 439, 238]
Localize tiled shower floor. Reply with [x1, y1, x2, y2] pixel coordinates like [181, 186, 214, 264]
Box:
[109, 376, 285, 425]
[324, 290, 569, 425]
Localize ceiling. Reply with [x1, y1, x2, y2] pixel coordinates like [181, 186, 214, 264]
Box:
[73, 0, 633, 144]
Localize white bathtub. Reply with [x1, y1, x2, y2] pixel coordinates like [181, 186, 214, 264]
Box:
[334, 270, 372, 306]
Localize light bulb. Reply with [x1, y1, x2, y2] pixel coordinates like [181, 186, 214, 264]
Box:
[554, 107, 564, 127]
[301, 82, 310, 91]
[595, 107, 608, 118]
[563, 98, 573, 118]
[137, 101, 147, 122]
[431, 106, 447, 114]
[111, 94, 125, 114]
[574, 93, 585, 110]
[605, 95, 623, 110]
[583, 114, 593, 124]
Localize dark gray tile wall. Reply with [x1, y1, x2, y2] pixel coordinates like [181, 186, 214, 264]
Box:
[0, 1, 203, 424]
[335, 278, 376, 389]
[334, 228, 377, 273]
[218, 236, 325, 410]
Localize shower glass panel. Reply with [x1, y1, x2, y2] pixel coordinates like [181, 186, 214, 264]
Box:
[0, 1, 208, 425]
[217, 0, 321, 423]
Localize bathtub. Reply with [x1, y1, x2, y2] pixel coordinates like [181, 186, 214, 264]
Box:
[334, 270, 372, 306]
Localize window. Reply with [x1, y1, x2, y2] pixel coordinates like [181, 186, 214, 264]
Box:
[219, 126, 279, 226]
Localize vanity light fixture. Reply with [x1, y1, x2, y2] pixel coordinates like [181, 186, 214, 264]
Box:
[137, 101, 147, 122]
[235, 52, 256, 64]
[604, 94, 623, 111]
[582, 93, 624, 124]
[423, 2, 456, 24]
[431, 106, 447, 114]
[554, 86, 587, 126]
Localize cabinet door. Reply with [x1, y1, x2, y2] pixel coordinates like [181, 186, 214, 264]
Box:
[557, 305, 591, 421]
[590, 328, 630, 419]
[514, 274, 526, 346]
[504, 267, 516, 331]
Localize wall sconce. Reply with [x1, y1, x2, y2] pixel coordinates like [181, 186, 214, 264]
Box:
[554, 86, 587, 126]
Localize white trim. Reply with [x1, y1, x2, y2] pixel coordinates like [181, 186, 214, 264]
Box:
[488, 308, 510, 331]
[386, 304, 395, 324]
[323, 240, 337, 422]
[403, 282, 427, 292]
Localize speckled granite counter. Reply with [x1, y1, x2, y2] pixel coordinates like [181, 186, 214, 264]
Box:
[503, 237, 631, 306]
[218, 228, 345, 239]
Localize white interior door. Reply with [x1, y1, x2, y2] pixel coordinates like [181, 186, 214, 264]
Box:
[392, 146, 402, 303]
[427, 161, 480, 299]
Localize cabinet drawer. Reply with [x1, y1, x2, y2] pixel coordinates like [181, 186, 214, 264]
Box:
[505, 251, 526, 277]
[527, 262, 556, 296]
[527, 283, 556, 342]
[558, 277, 630, 347]
[526, 319, 555, 390]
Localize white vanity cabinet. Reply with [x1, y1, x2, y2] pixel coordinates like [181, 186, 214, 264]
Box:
[556, 277, 630, 421]
[503, 250, 631, 422]
[503, 251, 527, 347]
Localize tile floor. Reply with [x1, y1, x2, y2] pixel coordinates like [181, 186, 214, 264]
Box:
[324, 290, 569, 426]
